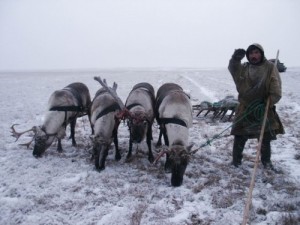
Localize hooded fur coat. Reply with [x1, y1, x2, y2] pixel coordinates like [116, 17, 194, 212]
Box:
[228, 44, 284, 139]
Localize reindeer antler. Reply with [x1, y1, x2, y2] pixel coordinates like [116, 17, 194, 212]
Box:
[115, 109, 132, 121]
[19, 137, 35, 149]
[10, 124, 37, 149]
[94, 76, 125, 110]
[152, 147, 169, 165]
[10, 124, 36, 142]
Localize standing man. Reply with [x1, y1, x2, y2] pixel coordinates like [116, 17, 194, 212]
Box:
[228, 43, 284, 169]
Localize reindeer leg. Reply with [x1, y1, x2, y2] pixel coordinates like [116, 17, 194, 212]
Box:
[127, 136, 133, 160]
[127, 126, 133, 160]
[164, 153, 171, 173]
[70, 118, 77, 146]
[57, 138, 63, 152]
[147, 126, 154, 163]
[156, 125, 163, 147]
[162, 125, 169, 146]
[113, 126, 121, 161]
[88, 109, 94, 135]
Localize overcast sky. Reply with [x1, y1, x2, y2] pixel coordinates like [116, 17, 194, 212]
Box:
[0, 0, 299, 71]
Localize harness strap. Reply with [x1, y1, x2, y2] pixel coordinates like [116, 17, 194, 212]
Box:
[49, 106, 86, 112]
[41, 126, 57, 138]
[95, 103, 121, 121]
[159, 117, 187, 127]
[49, 106, 86, 129]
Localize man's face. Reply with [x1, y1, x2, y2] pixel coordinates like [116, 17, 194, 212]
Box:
[249, 49, 262, 65]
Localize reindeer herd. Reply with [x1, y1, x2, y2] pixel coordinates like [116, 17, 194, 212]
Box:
[11, 77, 198, 187]
[11, 77, 239, 186]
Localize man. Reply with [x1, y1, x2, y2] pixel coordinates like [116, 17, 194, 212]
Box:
[228, 43, 284, 169]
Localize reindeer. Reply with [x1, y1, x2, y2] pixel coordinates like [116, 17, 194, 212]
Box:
[154, 83, 193, 187]
[125, 83, 155, 163]
[91, 77, 123, 171]
[11, 82, 93, 157]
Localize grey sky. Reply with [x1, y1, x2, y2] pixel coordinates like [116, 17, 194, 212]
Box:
[0, 0, 299, 71]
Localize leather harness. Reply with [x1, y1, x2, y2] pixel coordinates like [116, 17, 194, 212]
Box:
[49, 87, 87, 128]
[95, 103, 121, 121]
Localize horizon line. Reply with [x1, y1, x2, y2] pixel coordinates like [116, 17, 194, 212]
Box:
[0, 66, 230, 73]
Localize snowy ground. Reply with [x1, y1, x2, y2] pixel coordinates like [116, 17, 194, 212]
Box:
[0, 68, 299, 225]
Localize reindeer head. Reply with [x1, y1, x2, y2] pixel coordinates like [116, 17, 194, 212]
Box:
[127, 110, 149, 143]
[11, 124, 57, 158]
[91, 136, 111, 171]
[168, 145, 191, 187]
[32, 126, 57, 157]
[153, 141, 193, 187]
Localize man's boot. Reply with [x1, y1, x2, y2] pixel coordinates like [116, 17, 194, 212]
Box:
[232, 135, 247, 167]
[261, 138, 273, 169]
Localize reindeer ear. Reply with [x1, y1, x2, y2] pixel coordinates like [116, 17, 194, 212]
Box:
[163, 146, 171, 154]
[187, 143, 194, 152]
[89, 135, 95, 142]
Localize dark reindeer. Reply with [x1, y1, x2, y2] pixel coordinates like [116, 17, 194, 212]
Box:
[154, 83, 193, 187]
[91, 77, 123, 171]
[11, 82, 93, 157]
[125, 83, 155, 162]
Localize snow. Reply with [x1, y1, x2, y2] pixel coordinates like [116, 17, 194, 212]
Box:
[0, 68, 299, 225]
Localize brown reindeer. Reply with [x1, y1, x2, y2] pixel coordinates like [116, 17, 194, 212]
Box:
[94, 78, 156, 163]
[125, 83, 155, 163]
[154, 83, 193, 187]
[11, 82, 93, 157]
[90, 79, 123, 171]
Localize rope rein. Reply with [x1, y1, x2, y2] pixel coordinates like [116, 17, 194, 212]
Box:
[191, 100, 268, 154]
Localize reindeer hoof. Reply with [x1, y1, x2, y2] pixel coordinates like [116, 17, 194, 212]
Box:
[96, 166, 105, 172]
[148, 155, 154, 163]
[33, 153, 42, 158]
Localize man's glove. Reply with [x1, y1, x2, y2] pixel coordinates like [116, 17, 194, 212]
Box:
[232, 49, 246, 60]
